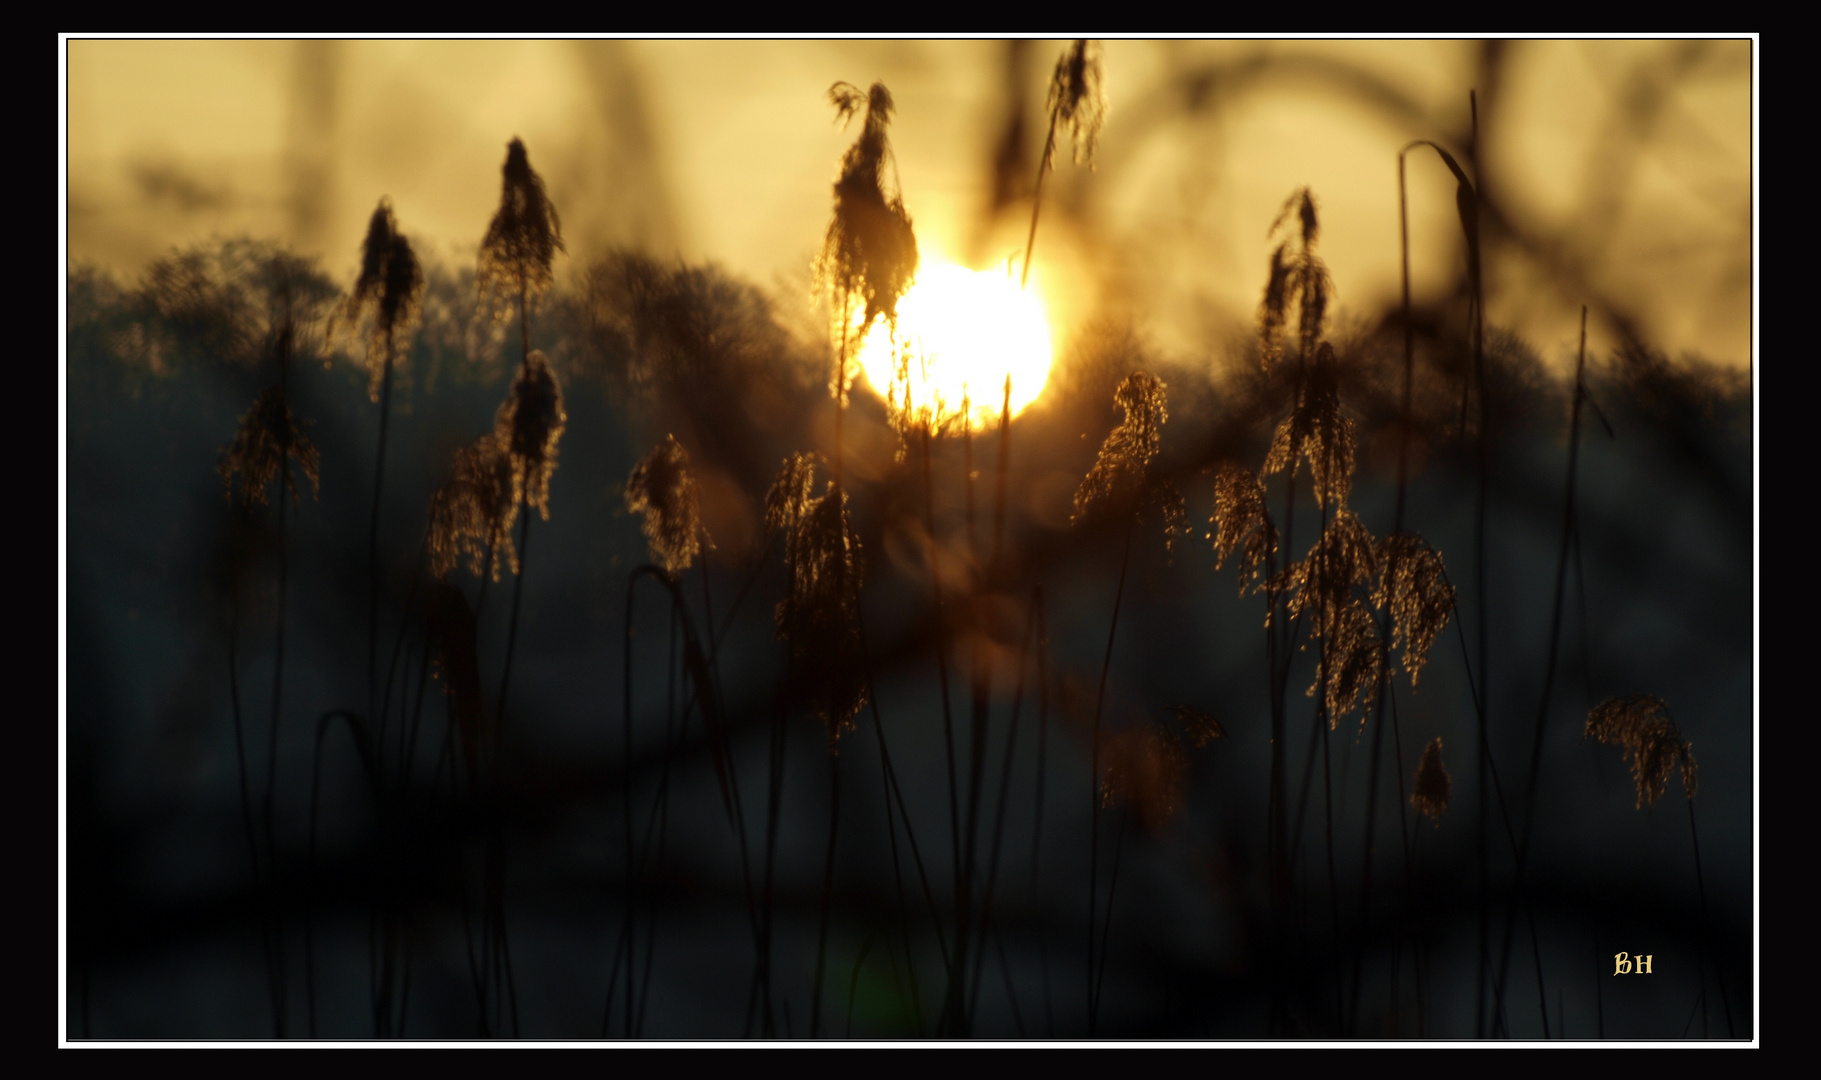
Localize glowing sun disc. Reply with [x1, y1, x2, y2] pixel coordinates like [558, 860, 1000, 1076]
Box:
[854, 260, 1053, 430]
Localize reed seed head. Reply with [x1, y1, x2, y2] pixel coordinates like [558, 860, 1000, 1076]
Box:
[494, 349, 566, 521]
[219, 384, 321, 508]
[1209, 463, 1278, 594]
[428, 431, 518, 581]
[1167, 703, 1227, 747]
[818, 81, 919, 349]
[1411, 736, 1450, 822]
[1045, 40, 1107, 170]
[1258, 187, 1333, 369]
[1373, 532, 1455, 688]
[625, 434, 707, 576]
[1313, 599, 1383, 727]
[477, 137, 565, 325]
[340, 198, 425, 402]
[767, 454, 868, 744]
[219, 319, 319, 508]
[1585, 695, 1697, 808]
[1281, 507, 1377, 635]
[1262, 342, 1356, 508]
[1074, 370, 1167, 525]
[1100, 723, 1189, 832]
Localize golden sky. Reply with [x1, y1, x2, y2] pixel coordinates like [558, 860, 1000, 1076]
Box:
[64, 38, 1755, 370]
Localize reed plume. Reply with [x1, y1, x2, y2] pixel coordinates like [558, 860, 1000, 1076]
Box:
[1021, 39, 1107, 288]
[495, 349, 566, 522]
[1073, 371, 1189, 554]
[1099, 705, 1226, 833]
[220, 382, 320, 507]
[624, 434, 707, 577]
[1319, 599, 1384, 727]
[1098, 724, 1188, 833]
[477, 138, 565, 335]
[1209, 463, 1277, 595]
[1584, 695, 1697, 808]
[1373, 533, 1455, 687]
[1411, 737, 1451, 822]
[427, 432, 517, 581]
[1046, 39, 1108, 172]
[766, 453, 867, 743]
[1276, 507, 1376, 634]
[819, 82, 919, 348]
[1263, 342, 1355, 510]
[339, 199, 425, 403]
[1258, 187, 1332, 370]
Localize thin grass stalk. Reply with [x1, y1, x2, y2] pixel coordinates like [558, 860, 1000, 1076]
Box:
[1086, 519, 1135, 1034]
[1387, 684, 1426, 1036]
[483, 507, 532, 1039]
[992, 377, 1012, 573]
[945, 405, 988, 1036]
[1492, 308, 1587, 1032]
[1467, 91, 1493, 1039]
[863, 666, 946, 1033]
[1020, 112, 1059, 291]
[634, 613, 686, 1037]
[366, 337, 392, 730]
[379, 523, 434, 765]
[988, 914, 1027, 1036]
[871, 706, 925, 1035]
[227, 581, 282, 1036]
[610, 566, 645, 1036]
[1090, 803, 1129, 1028]
[966, 587, 1040, 1018]
[1319, 685, 1342, 1029]
[1527, 905, 1548, 1037]
[845, 930, 879, 1037]
[1028, 590, 1056, 1036]
[916, 425, 962, 971]
[1267, 423, 1305, 1035]
[258, 338, 299, 1037]
[755, 686, 789, 1037]
[858, 617, 953, 972]
[1347, 646, 1390, 1034]
[1687, 797, 1734, 1036]
[691, 552, 766, 977]
[810, 748, 843, 1037]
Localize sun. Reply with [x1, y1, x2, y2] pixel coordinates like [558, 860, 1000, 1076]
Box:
[851, 258, 1053, 431]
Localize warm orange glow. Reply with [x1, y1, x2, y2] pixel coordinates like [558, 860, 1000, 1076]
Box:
[853, 257, 1053, 431]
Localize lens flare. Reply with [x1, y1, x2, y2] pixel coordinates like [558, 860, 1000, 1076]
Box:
[853, 258, 1053, 430]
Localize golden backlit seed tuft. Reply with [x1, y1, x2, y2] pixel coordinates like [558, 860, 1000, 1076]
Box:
[1259, 187, 1332, 369]
[624, 435, 708, 576]
[494, 350, 566, 521]
[1314, 600, 1383, 727]
[1411, 737, 1451, 822]
[818, 81, 919, 359]
[1585, 695, 1698, 808]
[339, 198, 425, 403]
[477, 138, 565, 325]
[1099, 724, 1189, 832]
[428, 432, 517, 581]
[1263, 343, 1356, 509]
[1073, 370, 1167, 526]
[1210, 463, 1278, 595]
[1373, 532, 1456, 687]
[220, 385, 321, 508]
[1279, 507, 1377, 635]
[766, 454, 868, 744]
[1045, 40, 1108, 170]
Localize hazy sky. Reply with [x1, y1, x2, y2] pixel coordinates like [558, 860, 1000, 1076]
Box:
[64, 37, 1755, 371]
